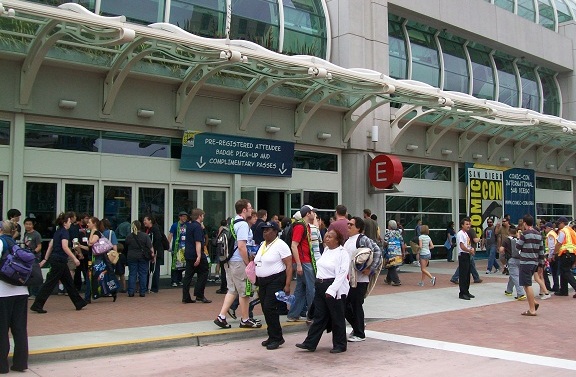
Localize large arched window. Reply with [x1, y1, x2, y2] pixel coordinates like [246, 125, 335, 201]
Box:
[538, 0, 557, 30]
[406, 23, 440, 87]
[229, 0, 281, 51]
[388, 17, 408, 80]
[493, 54, 519, 107]
[555, 0, 573, 22]
[439, 36, 469, 93]
[518, 0, 537, 21]
[169, 0, 227, 38]
[494, 0, 514, 11]
[517, 63, 540, 111]
[282, 0, 327, 57]
[100, 0, 164, 25]
[467, 45, 495, 100]
[540, 70, 561, 115]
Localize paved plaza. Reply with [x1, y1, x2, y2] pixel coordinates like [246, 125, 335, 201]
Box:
[11, 260, 576, 376]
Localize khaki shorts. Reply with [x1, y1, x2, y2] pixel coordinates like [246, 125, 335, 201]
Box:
[67, 256, 76, 272]
[225, 261, 248, 297]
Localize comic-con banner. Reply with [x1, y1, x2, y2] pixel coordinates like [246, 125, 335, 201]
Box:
[466, 163, 535, 236]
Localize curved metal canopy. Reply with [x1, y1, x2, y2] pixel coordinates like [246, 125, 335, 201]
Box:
[0, 0, 575, 158]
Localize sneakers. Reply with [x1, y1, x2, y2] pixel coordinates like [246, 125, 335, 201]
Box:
[391, 282, 402, 286]
[504, 291, 513, 297]
[227, 308, 237, 319]
[495, 268, 501, 273]
[431, 277, 436, 286]
[413, 261, 420, 267]
[485, 270, 491, 274]
[450, 279, 458, 284]
[515, 295, 527, 301]
[474, 279, 483, 283]
[417, 282, 424, 287]
[239, 318, 262, 328]
[540, 293, 552, 300]
[347, 335, 366, 342]
[286, 317, 301, 322]
[171, 282, 178, 287]
[214, 316, 231, 329]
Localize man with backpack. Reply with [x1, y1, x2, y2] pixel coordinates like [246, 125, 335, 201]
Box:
[287, 205, 316, 322]
[214, 199, 262, 329]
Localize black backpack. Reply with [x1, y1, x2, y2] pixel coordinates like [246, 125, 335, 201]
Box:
[280, 221, 306, 247]
[216, 218, 245, 262]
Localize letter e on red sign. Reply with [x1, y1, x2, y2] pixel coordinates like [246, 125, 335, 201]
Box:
[368, 154, 403, 189]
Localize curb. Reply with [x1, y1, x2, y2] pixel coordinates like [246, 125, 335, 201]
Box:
[28, 321, 309, 364]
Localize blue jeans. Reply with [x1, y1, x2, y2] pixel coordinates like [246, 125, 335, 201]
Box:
[451, 255, 481, 282]
[288, 262, 315, 319]
[486, 244, 500, 272]
[128, 259, 149, 295]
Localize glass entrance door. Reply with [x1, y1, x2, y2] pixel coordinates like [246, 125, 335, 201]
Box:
[285, 190, 303, 219]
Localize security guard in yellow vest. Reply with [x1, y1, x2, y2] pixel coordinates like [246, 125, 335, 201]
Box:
[544, 223, 559, 292]
[553, 217, 576, 297]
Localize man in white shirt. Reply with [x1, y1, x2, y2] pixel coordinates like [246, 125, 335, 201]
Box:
[458, 217, 475, 300]
[343, 217, 382, 342]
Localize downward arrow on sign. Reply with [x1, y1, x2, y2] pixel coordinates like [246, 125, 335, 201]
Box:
[196, 156, 206, 168]
[278, 163, 287, 174]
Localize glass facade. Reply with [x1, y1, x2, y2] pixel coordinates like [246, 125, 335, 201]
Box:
[536, 176, 572, 190]
[494, 54, 519, 107]
[25, 0, 327, 58]
[439, 36, 469, 93]
[230, 0, 280, 51]
[402, 163, 451, 181]
[138, 187, 165, 228]
[293, 151, 337, 171]
[103, 186, 132, 234]
[0, 121, 10, 146]
[537, 203, 573, 221]
[406, 23, 440, 87]
[469, 46, 495, 100]
[517, 63, 540, 111]
[282, 0, 327, 57]
[388, 18, 408, 80]
[388, 14, 561, 115]
[489, 0, 576, 30]
[169, 0, 226, 38]
[25, 124, 171, 158]
[26, 182, 57, 238]
[518, 0, 537, 21]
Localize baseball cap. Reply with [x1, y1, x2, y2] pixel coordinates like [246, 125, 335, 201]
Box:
[260, 221, 280, 232]
[557, 216, 569, 224]
[178, 211, 188, 216]
[300, 205, 315, 217]
[544, 222, 553, 228]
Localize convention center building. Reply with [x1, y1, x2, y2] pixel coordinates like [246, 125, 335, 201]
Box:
[0, 0, 575, 266]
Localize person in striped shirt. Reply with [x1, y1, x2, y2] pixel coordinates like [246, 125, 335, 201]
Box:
[516, 214, 544, 316]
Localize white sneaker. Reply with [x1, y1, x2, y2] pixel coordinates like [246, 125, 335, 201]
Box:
[417, 282, 424, 287]
[431, 277, 436, 286]
[540, 293, 552, 300]
[171, 282, 178, 287]
[347, 335, 366, 342]
[485, 270, 491, 274]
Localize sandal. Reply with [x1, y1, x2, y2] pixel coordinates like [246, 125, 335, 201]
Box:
[521, 310, 537, 316]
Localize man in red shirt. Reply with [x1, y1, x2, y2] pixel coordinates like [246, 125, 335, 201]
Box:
[287, 205, 316, 321]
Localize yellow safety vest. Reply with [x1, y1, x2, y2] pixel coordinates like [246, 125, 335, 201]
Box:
[558, 226, 576, 255]
[545, 230, 557, 253]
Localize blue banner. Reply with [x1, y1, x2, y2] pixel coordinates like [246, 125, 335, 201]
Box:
[503, 168, 536, 223]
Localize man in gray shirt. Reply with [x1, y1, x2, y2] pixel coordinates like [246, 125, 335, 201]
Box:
[482, 218, 500, 274]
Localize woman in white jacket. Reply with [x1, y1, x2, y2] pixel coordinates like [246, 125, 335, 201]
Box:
[296, 229, 350, 354]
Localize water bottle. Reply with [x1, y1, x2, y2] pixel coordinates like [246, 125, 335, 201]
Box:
[275, 291, 295, 305]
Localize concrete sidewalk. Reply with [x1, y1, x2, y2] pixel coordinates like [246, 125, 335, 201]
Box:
[19, 259, 566, 365]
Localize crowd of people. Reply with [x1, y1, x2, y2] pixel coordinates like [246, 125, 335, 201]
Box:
[2, 202, 576, 372]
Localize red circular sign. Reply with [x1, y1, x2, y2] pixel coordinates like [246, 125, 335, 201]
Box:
[368, 154, 403, 189]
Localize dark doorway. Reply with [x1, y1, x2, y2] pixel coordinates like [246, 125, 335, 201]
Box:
[257, 190, 285, 218]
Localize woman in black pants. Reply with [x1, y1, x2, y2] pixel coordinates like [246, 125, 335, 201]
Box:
[296, 229, 350, 354]
[31, 212, 87, 313]
[254, 221, 293, 350]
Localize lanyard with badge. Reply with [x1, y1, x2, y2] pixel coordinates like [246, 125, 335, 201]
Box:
[255, 238, 277, 267]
